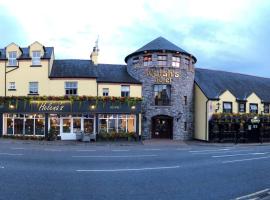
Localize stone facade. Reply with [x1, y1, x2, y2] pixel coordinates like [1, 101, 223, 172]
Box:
[127, 52, 195, 140]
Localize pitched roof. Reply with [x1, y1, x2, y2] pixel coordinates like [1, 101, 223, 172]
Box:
[97, 64, 141, 84]
[0, 47, 53, 60]
[50, 60, 141, 84]
[195, 68, 270, 102]
[50, 59, 98, 78]
[125, 36, 196, 63]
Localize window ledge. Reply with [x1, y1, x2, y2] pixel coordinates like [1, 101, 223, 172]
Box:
[151, 105, 171, 108]
[8, 89, 16, 91]
[27, 93, 39, 96]
[30, 65, 42, 67]
[7, 65, 19, 67]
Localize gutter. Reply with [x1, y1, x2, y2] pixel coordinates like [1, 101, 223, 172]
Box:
[205, 99, 209, 141]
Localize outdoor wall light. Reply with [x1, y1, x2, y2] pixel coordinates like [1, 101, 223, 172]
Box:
[9, 104, 15, 109]
[131, 105, 136, 110]
[90, 105, 96, 110]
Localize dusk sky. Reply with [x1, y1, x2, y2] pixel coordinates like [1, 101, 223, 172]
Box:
[0, 0, 270, 77]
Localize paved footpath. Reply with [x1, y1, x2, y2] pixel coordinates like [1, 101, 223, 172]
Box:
[0, 138, 270, 200]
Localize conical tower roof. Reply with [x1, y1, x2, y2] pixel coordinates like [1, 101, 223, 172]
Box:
[125, 36, 196, 63]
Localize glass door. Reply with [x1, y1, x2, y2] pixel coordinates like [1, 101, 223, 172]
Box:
[84, 118, 94, 134]
[73, 118, 82, 133]
[62, 118, 71, 133]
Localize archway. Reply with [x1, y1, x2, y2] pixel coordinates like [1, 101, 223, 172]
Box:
[152, 115, 173, 139]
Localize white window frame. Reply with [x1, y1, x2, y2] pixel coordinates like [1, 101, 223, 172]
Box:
[172, 56, 180, 67]
[8, 51, 17, 66]
[65, 82, 78, 96]
[157, 55, 167, 67]
[121, 85, 130, 97]
[102, 88, 109, 96]
[32, 51, 41, 65]
[29, 82, 39, 94]
[8, 82, 16, 90]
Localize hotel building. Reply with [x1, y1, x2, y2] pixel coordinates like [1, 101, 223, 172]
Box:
[1, 37, 270, 141]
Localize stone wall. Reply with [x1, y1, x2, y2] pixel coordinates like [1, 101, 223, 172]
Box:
[127, 52, 195, 140]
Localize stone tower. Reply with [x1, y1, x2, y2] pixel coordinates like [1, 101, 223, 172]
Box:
[125, 37, 196, 140]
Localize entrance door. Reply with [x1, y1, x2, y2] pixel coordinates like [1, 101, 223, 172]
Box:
[60, 118, 75, 140]
[152, 115, 173, 139]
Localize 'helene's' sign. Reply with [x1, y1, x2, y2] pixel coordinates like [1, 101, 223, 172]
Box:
[39, 103, 65, 111]
[147, 69, 180, 83]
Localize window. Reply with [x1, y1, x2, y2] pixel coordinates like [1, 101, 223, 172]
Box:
[8, 82, 16, 90]
[132, 57, 139, 66]
[250, 103, 258, 114]
[184, 58, 190, 67]
[223, 102, 232, 113]
[239, 102, 246, 113]
[143, 55, 152, 67]
[8, 51, 17, 66]
[172, 56, 180, 67]
[121, 85, 130, 97]
[184, 96, 187, 105]
[157, 55, 167, 67]
[264, 104, 269, 113]
[102, 88, 109, 96]
[98, 114, 136, 133]
[154, 84, 171, 106]
[32, 51, 41, 65]
[184, 122, 187, 131]
[29, 82, 39, 95]
[65, 82, 77, 95]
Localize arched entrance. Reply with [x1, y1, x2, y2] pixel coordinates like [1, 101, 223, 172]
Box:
[152, 115, 173, 139]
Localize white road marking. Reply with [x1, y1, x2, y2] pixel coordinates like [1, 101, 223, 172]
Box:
[72, 154, 157, 158]
[213, 152, 268, 158]
[0, 153, 23, 156]
[235, 188, 270, 200]
[143, 148, 161, 151]
[10, 147, 25, 150]
[76, 150, 97, 152]
[44, 149, 62, 152]
[190, 148, 230, 153]
[76, 165, 180, 172]
[0, 166, 4, 169]
[223, 156, 270, 164]
[111, 150, 130, 152]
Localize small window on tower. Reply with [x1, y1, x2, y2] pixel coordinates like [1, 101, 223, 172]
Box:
[132, 57, 139, 66]
[143, 55, 152, 67]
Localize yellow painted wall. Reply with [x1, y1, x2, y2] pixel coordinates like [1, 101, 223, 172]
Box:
[194, 84, 208, 141]
[98, 83, 142, 97]
[246, 93, 263, 113]
[5, 59, 97, 96]
[0, 61, 5, 96]
[218, 90, 238, 113]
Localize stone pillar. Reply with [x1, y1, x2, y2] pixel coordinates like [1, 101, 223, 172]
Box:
[45, 113, 49, 138]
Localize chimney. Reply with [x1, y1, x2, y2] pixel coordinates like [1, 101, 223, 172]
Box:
[90, 37, 99, 65]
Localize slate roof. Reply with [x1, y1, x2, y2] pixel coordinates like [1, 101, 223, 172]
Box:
[50, 60, 141, 84]
[195, 68, 270, 102]
[125, 36, 196, 63]
[0, 47, 53, 60]
[97, 64, 141, 84]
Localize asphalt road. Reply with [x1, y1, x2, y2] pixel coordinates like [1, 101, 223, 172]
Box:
[0, 140, 270, 200]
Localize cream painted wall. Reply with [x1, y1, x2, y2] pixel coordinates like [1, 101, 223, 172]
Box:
[218, 90, 238, 113]
[98, 83, 142, 97]
[5, 59, 97, 96]
[0, 61, 5, 96]
[246, 93, 263, 113]
[194, 84, 208, 141]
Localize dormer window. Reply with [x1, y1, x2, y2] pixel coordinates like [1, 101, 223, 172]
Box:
[143, 55, 152, 67]
[8, 51, 17, 66]
[32, 51, 41, 65]
[157, 55, 167, 67]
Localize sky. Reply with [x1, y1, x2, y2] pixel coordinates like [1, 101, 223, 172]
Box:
[0, 0, 270, 77]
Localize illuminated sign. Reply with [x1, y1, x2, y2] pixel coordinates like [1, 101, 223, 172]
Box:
[146, 69, 180, 83]
[30, 101, 70, 112]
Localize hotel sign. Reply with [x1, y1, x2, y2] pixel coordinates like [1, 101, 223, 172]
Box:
[147, 69, 180, 83]
[38, 103, 65, 111]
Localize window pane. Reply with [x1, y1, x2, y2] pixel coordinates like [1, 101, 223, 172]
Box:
[25, 119, 34, 135]
[127, 118, 135, 132]
[62, 119, 71, 133]
[14, 119, 24, 135]
[84, 119, 94, 134]
[154, 85, 171, 106]
[73, 118, 81, 133]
